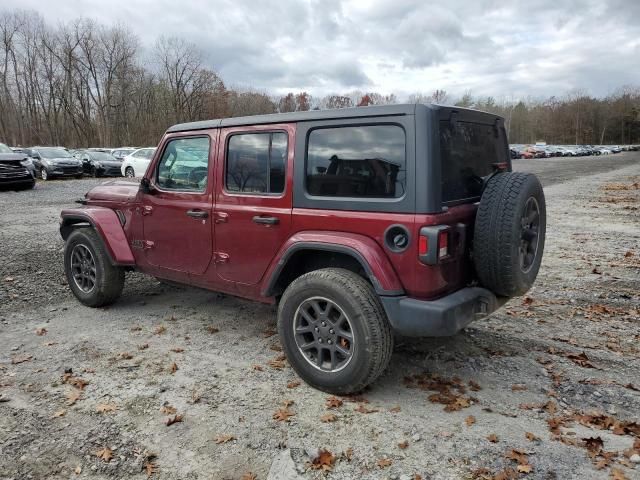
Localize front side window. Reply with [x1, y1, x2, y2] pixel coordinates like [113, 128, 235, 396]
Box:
[156, 137, 209, 191]
[226, 132, 287, 194]
[306, 125, 406, 198]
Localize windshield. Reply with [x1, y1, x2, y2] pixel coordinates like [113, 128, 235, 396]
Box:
[439, 120, 508, 204]
[39, 147, 73, 159]
[91, 152, 117, 161]
[0, 143, 12, 153]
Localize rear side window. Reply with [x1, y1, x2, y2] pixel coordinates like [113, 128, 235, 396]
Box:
[439, 121, 508, 203]
[306, 125, 406, 198]
[226, 132, 287, 194]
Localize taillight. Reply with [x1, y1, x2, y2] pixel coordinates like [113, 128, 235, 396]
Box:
[418, 235, 428, 256]
[438, 230, 449, 259]
[418, 226, 452, 265]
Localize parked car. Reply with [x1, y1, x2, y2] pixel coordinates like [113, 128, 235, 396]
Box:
[0, 142, 35, 190]
[30, 146, 83, 180]
[60, 104, 546, 393]
[121, 147, 156, 178]
[110, 148, 136, 160]
[80, 150, 123, 177]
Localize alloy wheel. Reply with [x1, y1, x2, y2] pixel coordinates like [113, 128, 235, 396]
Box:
[70, 244, 97, 293]
[293, 296, 354, 372]
[519, 197, 540, 273]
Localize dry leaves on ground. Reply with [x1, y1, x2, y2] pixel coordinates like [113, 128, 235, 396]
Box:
[398, 440, 409, 449]
[354, 403, 379, 414]
[377, 458, 392, 468]
[170, 347, 184, 353]
[505, 448, 533, 473]
[267, 354, 286, 370]
[207, 326, 220, 334]
[11, 355, 33, 364]
[465, 415, 476, 426]
[273, 407, 295, 422]
[96, 403, 117, 413]
[165, 414, 183, 426]
[487, 434, 499, 443]
[320, 413, 337, 423]
[66, 389, 82, 405]
[62, 372, 89, 390]
[325, 396, 343, 409]
[160, 404, 177, 415]
[308, 449, 335, 471]
[96, 447, 113, 462]
[567, 351, 597, 368]
[525, 432, 540, 442]
[52, 409, 66, 418]
[35, 327, 47, 336]
[286, 380, 300, 388]
[240, 473, 257, 480]
[169, 362, 178, 374]
[154, 325, 166, 335]
[214, 434, 236, 444]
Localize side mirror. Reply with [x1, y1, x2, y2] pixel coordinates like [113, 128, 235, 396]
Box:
[140, 177, 155, 195]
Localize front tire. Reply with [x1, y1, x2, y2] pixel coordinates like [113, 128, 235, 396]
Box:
[277, 268, 393, 394]
[64, 228, 125, 307]
[125, 167, 134, 178]
[40, 168, 49, 180]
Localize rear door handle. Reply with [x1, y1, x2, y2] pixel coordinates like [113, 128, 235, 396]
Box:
[186, 209, 209, 219]
[252, 215, 279, 225]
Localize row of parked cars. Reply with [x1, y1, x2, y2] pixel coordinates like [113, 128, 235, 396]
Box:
[0, 143, 156, 190]
[510, 144, 638, 159]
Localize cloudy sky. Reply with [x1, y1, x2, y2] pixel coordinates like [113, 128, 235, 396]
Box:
[4, 0, 640, 100]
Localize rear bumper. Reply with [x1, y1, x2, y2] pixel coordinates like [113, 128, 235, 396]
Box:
[380, 287, 507, 337]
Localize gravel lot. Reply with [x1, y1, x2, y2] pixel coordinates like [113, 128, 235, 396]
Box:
[1, 153, 639, 480]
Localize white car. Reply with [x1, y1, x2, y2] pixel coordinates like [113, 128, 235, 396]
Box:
[121, 148, 156, 178]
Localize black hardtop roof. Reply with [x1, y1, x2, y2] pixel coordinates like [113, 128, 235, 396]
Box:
[166, 103, 504, 133]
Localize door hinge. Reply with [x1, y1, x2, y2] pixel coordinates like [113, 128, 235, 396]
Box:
[214, 252, 229, 263]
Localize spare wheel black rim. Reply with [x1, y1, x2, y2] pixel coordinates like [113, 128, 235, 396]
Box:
[520, 197, 540, 273]
[293, 296, 354, 372]
[71, 244, 97, 293]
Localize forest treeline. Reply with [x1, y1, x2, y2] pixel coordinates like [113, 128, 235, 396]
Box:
[1, 9, 639, 148]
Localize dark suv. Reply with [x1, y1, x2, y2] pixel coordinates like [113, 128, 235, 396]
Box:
[60, 104, 546, 393]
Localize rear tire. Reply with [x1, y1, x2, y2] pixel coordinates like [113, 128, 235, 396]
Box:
[277, 268, 393, 394]
[125, 167, 134, 178]
[40, 168, 49, 180]
[64, 228, 125, 307]
[473, 172, 546, 297]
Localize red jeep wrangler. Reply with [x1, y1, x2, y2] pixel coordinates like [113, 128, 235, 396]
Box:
[60, 104, 545, 393]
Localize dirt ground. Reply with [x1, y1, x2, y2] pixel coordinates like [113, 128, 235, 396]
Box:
[1, 153, 639, 480]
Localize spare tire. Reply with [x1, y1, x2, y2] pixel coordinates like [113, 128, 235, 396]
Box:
[473, 172, 546, 297]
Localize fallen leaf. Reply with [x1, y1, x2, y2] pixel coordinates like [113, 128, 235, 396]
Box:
[273, 408, 295, 422]
[96, 447, 113, 462]
[263, 328, 277, 338]
[251, 364, 264, 371]
[344, 447, 353, 461]
[138, 343, 149, 350]
[52, 409, 66, 418]
[74, 465, 81, 475]
[160, 404, 177, 415]
[610, 468, 628, 480]
[169, 362, 178, 374]
[398, 440, 409, 449]
[165, 414, 183, 426]
[389, 405, 401, 413]
[118, 352, 133, 360]
[624, 251, 634, 258]
[567, 351, 596, 368]
[414, 474, 423, 480]
[35, 328, 47, 336]
[525, 432, 540, 442]
[240, 473, 257, 480]
[487, 433, 499, 443]
[282, 399, 294, 407]
[214, 434, 236, 444]
[267, 355, 286, 369]
[376, 458, 392, 469]
[320, 413, 337, 423]
[309, 449, 335, 471]
[66, 389, 82, 405]
[469, 380, 482, 391]
[505, 448, 529, 466]
[190, 389, 201, 404]
[170, 347, 184, 353]
[582, 436, 604, 457]
[354, 403, 379, 414]
[493, 468, 518, 480]
[325, 396, 343, 409]
[62, 373, 88, 390]
[511, 384, 527, 391]
[154, 325, 166, 335]
[286, 380, 300, 389]
[96, 403, 117, 413]
[517, 464, 533, 473]
[144, 460, 158, 477]
[465, 415, 476, 426]
[11, 355, 33, 365]
[207, 326, 219, 334]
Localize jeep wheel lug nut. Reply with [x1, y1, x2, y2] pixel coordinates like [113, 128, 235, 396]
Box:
[321, 322, 326, 326]
[318, 339, 323, 343]
[327, 340, 332, 344]
[329, 329, 334, 334]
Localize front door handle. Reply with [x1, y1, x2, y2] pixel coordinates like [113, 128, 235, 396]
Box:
[252, 215, 279, 225]
[186, 209, 209, 219]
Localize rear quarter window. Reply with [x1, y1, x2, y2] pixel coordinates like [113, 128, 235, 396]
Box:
[439, 121, 508, 203]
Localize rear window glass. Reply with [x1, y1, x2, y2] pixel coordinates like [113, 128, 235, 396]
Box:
[439, 121, 508, 203]
[306, 125, 406, 198]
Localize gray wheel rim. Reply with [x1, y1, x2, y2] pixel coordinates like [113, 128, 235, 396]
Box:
[70, 244, 97, 293]
[125, 168, 134, 178]
[41, 168, 47, 180]
[519, 197, 540, 273]
[293, 296, 354, 372]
